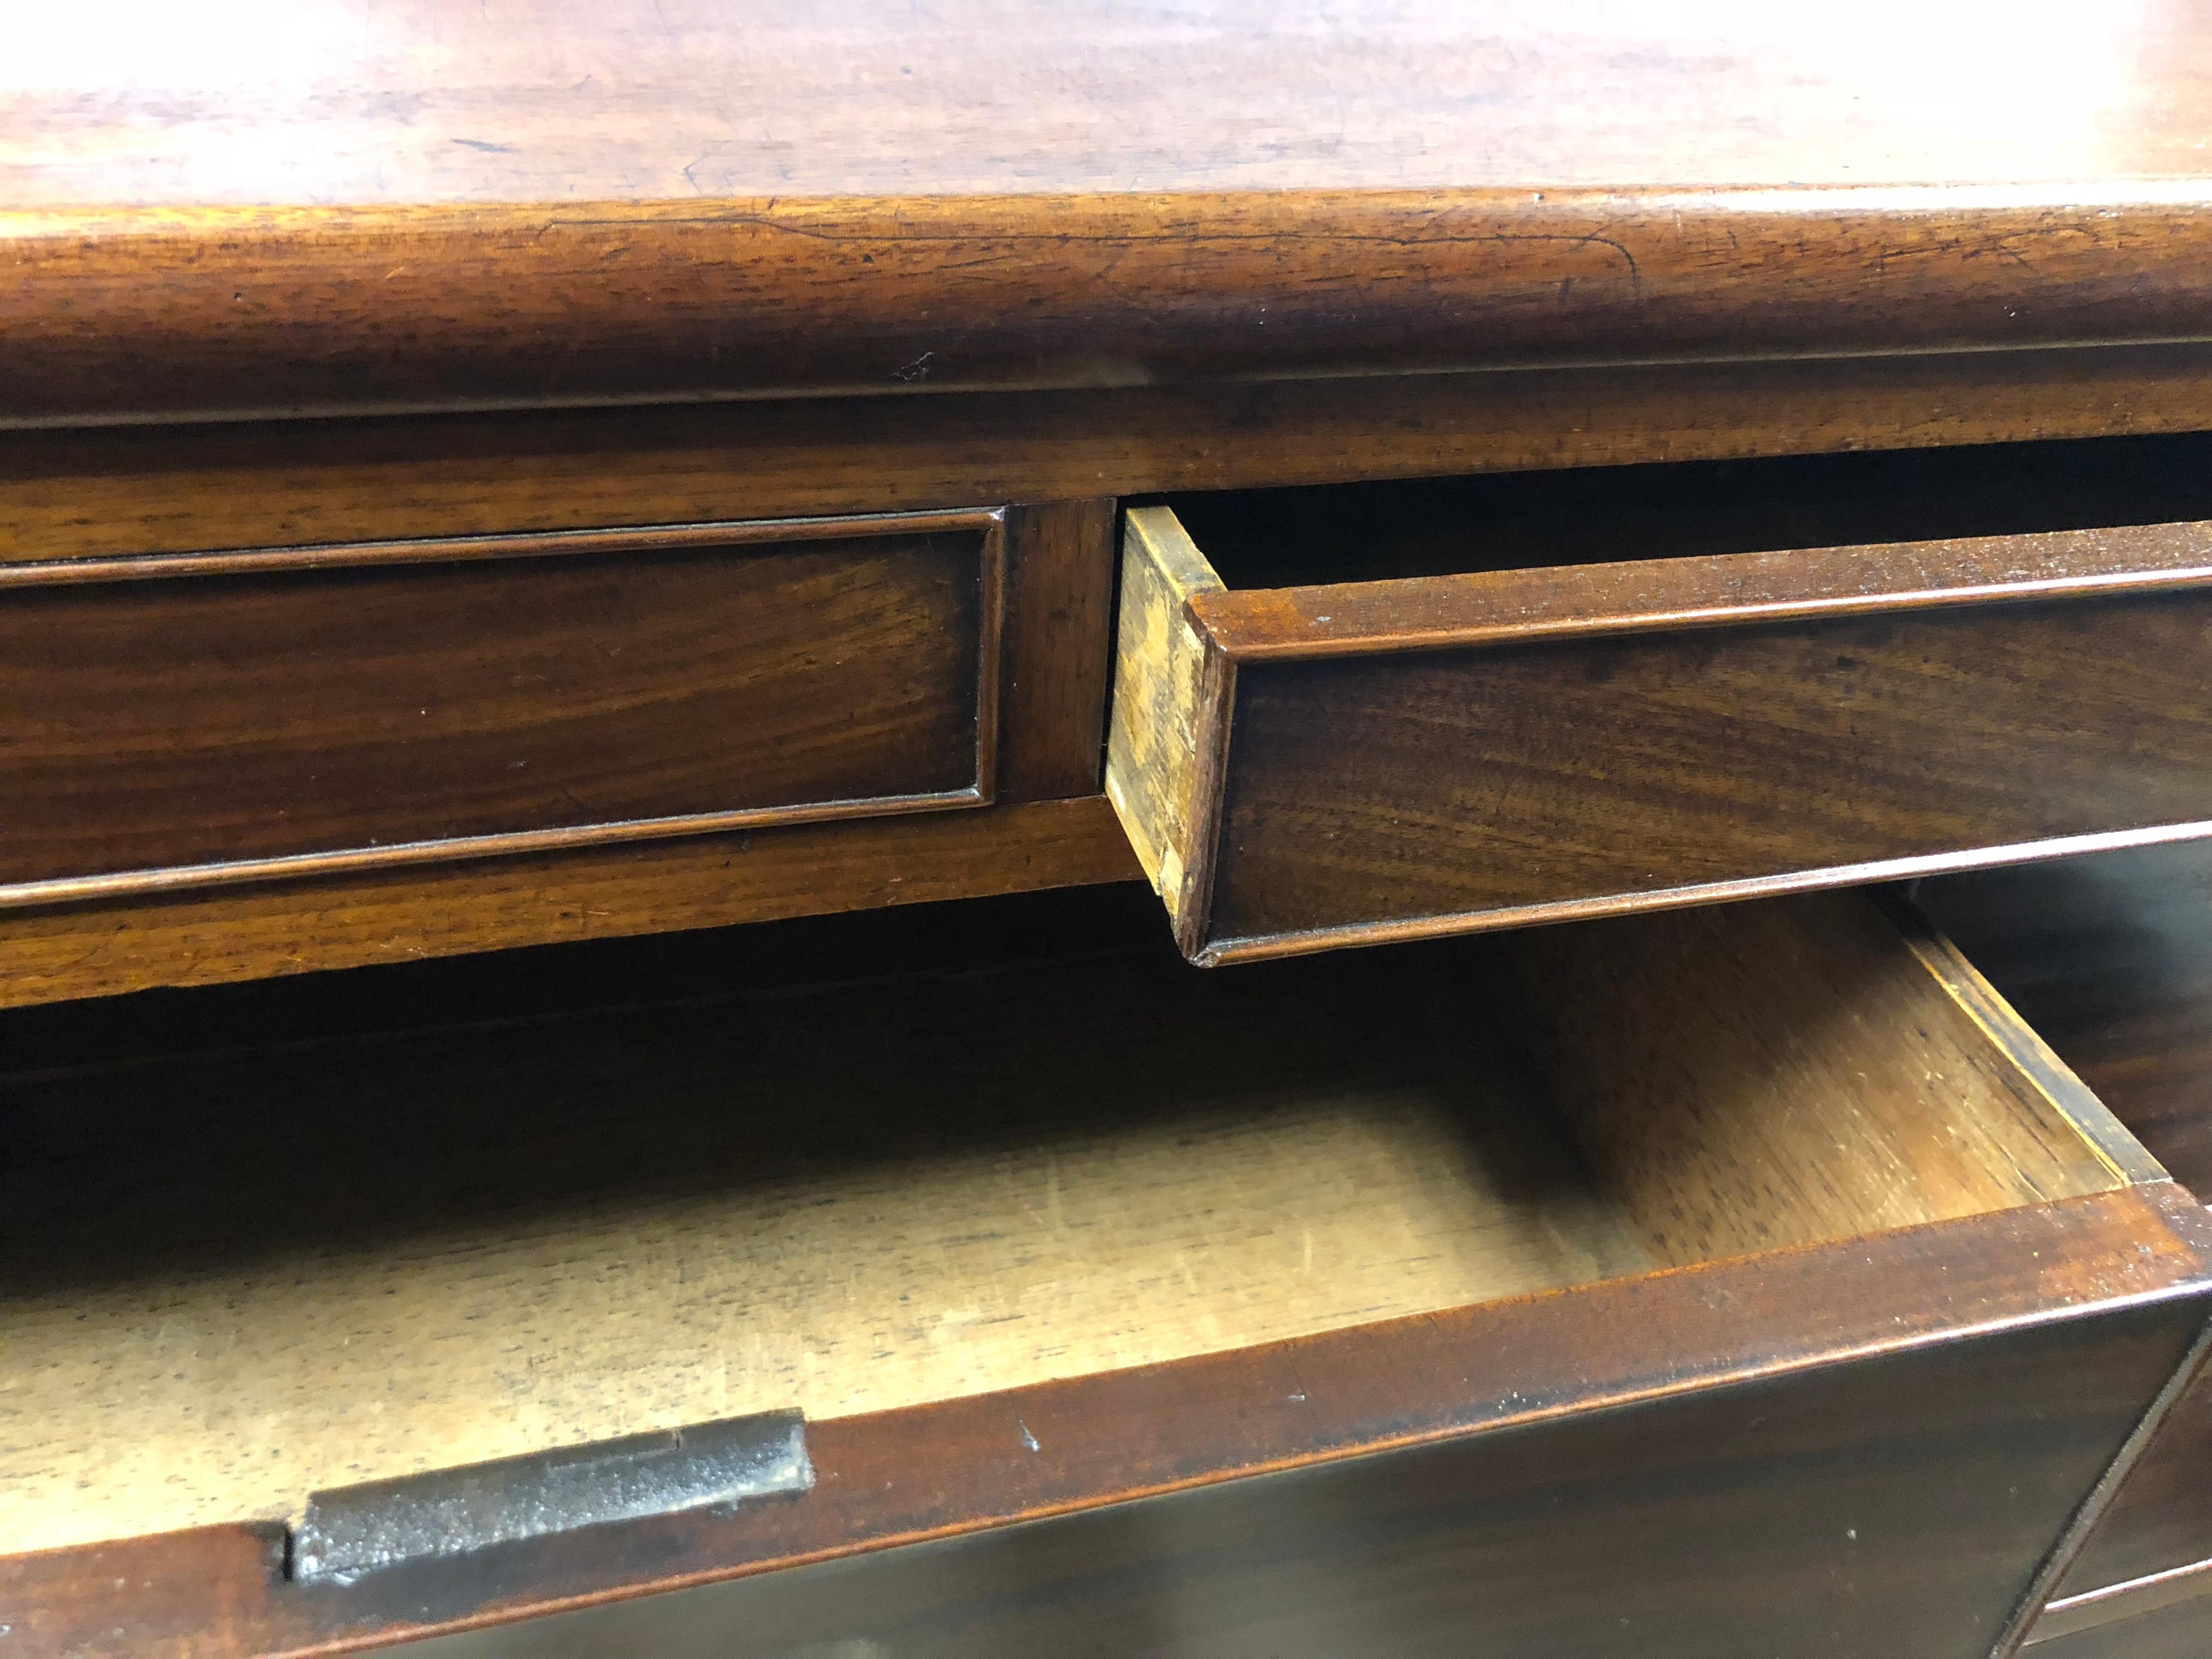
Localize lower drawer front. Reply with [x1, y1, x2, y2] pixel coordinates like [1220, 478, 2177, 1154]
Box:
[1, 887, 2204, 1658]
[394, 1310, 2195, 1659]
[2034, 1597, 2212, 1659]
[0, 512, 1001, 902]
[1920, 845, 2212, 1650]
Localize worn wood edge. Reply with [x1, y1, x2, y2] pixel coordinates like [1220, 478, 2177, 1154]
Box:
[1191, 821, 2212, 967]
[2000, 1316, 2212, 1656]
[0, 507, 1006, 585]
[13, 187, 2212, 424]
[0, 795, 1143, 1010]
[1887, 888, 2168, 1190]
[10, 1184, 2205, 1658]
[1172, 639, 1237, 964]
[1192, 522, 2212, 663]
[1103, 506, 1226, 933]
[11, 346, 2212, 565]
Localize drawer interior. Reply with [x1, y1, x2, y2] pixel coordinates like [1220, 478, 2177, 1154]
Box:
[1163, 429, 2212, 588]
[0, 885, 2138, 1557]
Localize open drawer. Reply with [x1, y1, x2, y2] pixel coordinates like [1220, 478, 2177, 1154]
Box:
[2, 884, 2209, 1659]
[1107, 438, 2212, 964]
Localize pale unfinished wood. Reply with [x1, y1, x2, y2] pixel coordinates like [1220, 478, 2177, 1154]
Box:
[1103, 506, 1225, 930]
[0, 941, 1647, 1556]
[0, 888, 2130, 1559]
[1489, 891, 2121, 1267]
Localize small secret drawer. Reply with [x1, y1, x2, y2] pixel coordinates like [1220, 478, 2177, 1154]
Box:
[1107, 441, 2212, 964]
[0, 510, 1003, 904]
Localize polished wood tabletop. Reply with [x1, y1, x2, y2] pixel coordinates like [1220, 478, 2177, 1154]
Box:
[7, 3, 2212, 423]
[9, 1, 2212, 202]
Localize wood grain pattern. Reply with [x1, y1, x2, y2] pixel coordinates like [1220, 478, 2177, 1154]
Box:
[1191, 522, 2212, 659]
[0, 516, 1000, 902]
[1486, 893, 2119, 1267]
[996, 500, 1115, 802]
[16, 187, 2212, 425]
[0, 884, 2167, 1618]
[0, 795, 1143, 1011]
[2039, 1363, 2212, 1637]
[1103, 507, 1226, 931]
[405, 1302, 2208, 1659]
[11, 3, 2212, 206]
[1920, 844, 2212, 1200]
[1114, 497, 2212, 962]
[10, 4, 2212, 421]
[1209, 591, 2212, 952]
[1917, 844, 2212, 1636]
[9, 349, 2212, 564]
[0, 934, 1643, 1554]
[7, 1186, 2205, 1659]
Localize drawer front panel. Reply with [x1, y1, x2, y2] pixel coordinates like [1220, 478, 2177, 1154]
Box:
[0, 515, 1001, 899]
[1210, 591, 2212, 951]
[1109, 504, 2212, 963]
[399, 1307, 2201, 1659]
[2034, 1595, 2212, 1658]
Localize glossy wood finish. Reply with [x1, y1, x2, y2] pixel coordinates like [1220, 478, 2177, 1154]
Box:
[15, 190, 2212, 427]
[0, 795, 1142, 1011]
[8, 1220, 2199, 1659]
[0, 495, 1116, 1006]
[8, 351, 2212, 565]
[1920, 843, 2212, 1646]
[405, 1302, 2205, 1659]
[996, 500, 1115, 802]
[0, 514, 1002, 903]
[13, 3, 2212, 204]
[2036, 1363, 2212, 1644]
[1111, 492, 2212, 962]
[7, 5, 2212, 421]
[0, 888, 2126, 1557]
[2, 884, 2205, 1655]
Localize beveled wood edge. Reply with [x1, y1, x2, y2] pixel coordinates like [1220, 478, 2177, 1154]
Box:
[2000, 1321, 2212, 1656]
[0, 795, 1145, 1011]
[1185, 521, 2212, 663]
[0, 511, 1007, 910]
[1191, 822, 2212, 967]
[0, 507, 1006, 585]
[970, 515, 1007, 808]
[12, 186, 2212, 425]
[8, 1184, 2206, 1659]
[0, 789, 992, 912]
[12, 345, 2212, 566]
[1887, 889, 2169, 1189]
